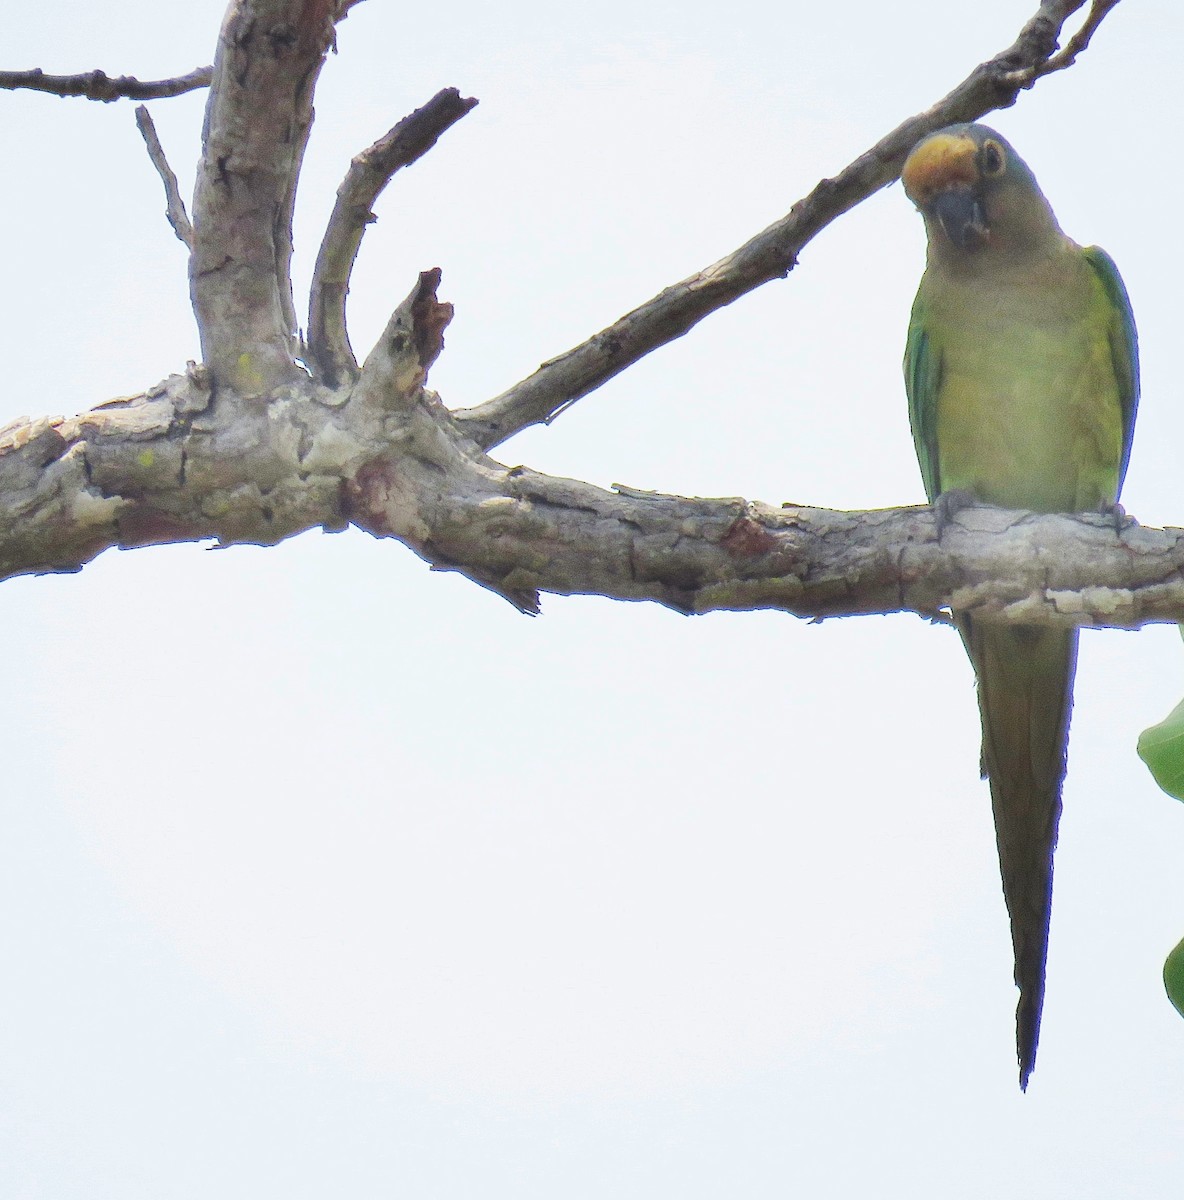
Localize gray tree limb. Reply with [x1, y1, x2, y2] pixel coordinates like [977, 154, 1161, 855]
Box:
[0, 65, 213, 102]
[1, 268, 1178, 631]
[189, 0, 360, 392]
[307, 87, 480, 388]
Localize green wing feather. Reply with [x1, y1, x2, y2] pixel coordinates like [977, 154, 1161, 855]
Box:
[904, 293, 943, 503]
[1082, 245, 1139, 494]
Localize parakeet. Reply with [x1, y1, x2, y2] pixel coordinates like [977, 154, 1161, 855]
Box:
[901, 124, 1139, 1089]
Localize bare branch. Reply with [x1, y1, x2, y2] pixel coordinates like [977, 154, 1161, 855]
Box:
[455, 0, 1118, 449]
[134, 106, 194, 249]
[1008, 0, 1121, 82]
[0, 359, 1179, 631]
[189, 0, 360, 393]
[0, 65, 212, 102]
[346, 422, 1184, 629]
[0, 239, 1175, 628]
[307, 88, 478, 388]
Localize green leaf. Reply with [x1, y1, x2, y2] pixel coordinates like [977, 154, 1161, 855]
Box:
[1137, 694, 1184, 802]
[1165, 938, 1184, 1019]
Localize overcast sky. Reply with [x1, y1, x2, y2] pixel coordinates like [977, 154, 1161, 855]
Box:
[3, 1, 1183, 1196]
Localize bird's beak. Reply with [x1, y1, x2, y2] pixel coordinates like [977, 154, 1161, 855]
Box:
[932, 187, 989, 252]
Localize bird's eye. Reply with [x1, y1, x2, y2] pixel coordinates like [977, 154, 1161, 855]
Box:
[981, 139, 1005, 177]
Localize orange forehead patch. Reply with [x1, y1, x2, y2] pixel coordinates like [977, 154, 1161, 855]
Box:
[901, 133, 979, 204]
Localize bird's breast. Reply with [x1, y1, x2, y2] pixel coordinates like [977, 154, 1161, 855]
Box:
[929, 261, 1123, 512]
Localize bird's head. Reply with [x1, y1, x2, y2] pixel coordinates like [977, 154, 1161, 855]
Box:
[901, 124, 1058, 258]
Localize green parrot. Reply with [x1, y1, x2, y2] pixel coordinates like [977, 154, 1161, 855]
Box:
[901, 124, 1139, 1089]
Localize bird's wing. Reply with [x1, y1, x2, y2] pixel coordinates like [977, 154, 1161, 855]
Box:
[904, 289, 944, 503]
[1083, 245, 1139, 493]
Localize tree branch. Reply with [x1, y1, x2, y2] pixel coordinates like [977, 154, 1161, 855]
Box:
[0, 268, 1177, 631]
[453, 0, 1119, 449]
[0, 65, 212, 102]
[1011, 0, 1121, 82]
[134, 106, 194, 249]
[189, 0, 359, 393]
[307, 88, 479, 388]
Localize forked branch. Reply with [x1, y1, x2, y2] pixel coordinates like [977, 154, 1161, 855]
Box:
[307, 88, 479, 388]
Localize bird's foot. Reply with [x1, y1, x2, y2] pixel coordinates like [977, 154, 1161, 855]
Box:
[1096, 500, 1136, 533]
[933, 488, 978, 539]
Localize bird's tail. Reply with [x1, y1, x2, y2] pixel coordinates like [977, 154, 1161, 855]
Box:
[959, 618, 1078, 1091]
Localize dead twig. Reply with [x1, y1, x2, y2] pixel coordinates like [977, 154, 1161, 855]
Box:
[1006, 0, 1121, 82]
[0, 65, 212, 102]
[306, 88, 478, 387]
[134, 106, 193, 249]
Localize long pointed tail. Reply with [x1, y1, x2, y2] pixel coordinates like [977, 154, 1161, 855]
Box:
[960, 619, 1078, 1090]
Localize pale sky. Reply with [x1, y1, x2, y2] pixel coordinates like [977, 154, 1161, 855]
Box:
[3, 1, 1183, 1196]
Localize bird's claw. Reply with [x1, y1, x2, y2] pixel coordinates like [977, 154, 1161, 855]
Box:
[933, 488, 978, 539]
[1097, 500, 1136, 533]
